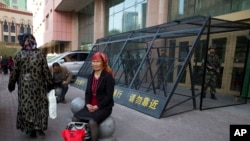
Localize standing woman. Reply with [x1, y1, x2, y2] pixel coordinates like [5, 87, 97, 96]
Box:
[73, 52, 115, 141]
[8, 33, 53, 138]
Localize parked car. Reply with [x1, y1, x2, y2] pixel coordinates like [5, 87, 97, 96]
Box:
[47, 50, 89, 82]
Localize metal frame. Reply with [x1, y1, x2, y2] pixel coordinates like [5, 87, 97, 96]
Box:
[76, 16, 250, 118]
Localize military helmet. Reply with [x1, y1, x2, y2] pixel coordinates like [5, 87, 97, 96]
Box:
[209, 44, 216, 50]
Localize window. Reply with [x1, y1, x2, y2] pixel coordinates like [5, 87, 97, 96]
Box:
[105, 0, 147, 36]
[27, 24, 31, 33]
[11, 21, 15, 33]
[168, 0, 247, 21]
[178, 41, 189, 62]
[13, 5, 18, 9]
[234, 36, 248, 63]
[232, 0, 250, 12]
[64, 54, 74, 62]
[194, 0, 230, 17]
[209, 38, 226, 89]
[77, 53, 89, 61]
[63, 53, 89, 62]
[194, 40, 207, 62]
[212, 38, 227, 63]
[78, 2, 94, 48]
[20, 23, 24, 33]
[178, 41, 189, 83]
[167, 40, 176, 83]
[12, 0, 18, 9]
[4, 35, 8, 42]
[12, 0, 18, 4]
[11, 36, 15, 42]
[168, 0, 195, 21]
[193, 40, 207, 85]
[230, 68, 244, 91]
[122, 12, 138, 32]
[4, 20, 8, 32]
[178, 65, 186, 83]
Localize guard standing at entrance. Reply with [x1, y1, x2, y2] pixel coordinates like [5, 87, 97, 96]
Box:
[201, 44, 221, 100]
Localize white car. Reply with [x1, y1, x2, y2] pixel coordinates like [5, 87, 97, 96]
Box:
[47, 51, 89, 81]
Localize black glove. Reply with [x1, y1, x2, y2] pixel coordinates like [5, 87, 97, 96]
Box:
[8, 83, 15, 92]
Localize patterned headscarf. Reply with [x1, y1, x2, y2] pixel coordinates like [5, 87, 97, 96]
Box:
[18, 33, 37, 50]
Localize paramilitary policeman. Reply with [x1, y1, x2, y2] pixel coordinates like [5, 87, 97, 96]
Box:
[202, 44, 221, 100]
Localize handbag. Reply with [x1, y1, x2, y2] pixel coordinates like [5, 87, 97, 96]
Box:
[61, 122, 87, 141]
[47, 89, 57, 119]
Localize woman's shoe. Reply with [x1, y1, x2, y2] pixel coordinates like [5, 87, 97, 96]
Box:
[25, 130, 31, 136]
[37, 130, 45, 136]
[29, 130, 37, 138]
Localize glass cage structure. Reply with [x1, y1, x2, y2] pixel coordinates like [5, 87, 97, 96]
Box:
[74, 16, 250, 118]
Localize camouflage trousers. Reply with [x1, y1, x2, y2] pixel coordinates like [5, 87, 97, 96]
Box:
[204, 72, 217, 94]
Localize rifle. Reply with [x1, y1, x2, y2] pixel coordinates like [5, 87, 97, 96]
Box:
[206, 56, 220, 73]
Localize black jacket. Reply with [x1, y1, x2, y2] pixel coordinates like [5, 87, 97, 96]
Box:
[85, 70, 115, 111]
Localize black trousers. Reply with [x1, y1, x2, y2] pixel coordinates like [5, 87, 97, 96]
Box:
[2, 65, 8, 74]
[54, 82, 68, 102]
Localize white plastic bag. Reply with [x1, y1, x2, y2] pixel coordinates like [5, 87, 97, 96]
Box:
[47, 89, 57, 119]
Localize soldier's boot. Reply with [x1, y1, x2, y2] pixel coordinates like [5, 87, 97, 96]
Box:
[211, 93, 217, 100]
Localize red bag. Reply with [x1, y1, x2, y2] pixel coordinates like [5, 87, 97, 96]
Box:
[61, 129, 85, 141]
[61, 122, 89, 141]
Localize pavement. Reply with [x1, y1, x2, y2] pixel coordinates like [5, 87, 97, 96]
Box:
[1, 73, 250, 141]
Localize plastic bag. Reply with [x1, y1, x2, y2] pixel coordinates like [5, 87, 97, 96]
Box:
[47, 89, 57, 119]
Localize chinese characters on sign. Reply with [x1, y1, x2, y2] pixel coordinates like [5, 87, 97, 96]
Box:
[113, 86, 166, 118]
[113, 89, 123, 99]
[72, 77, 87, 90]
[74, 78, 86, 86]
[128, 93, 159, 110]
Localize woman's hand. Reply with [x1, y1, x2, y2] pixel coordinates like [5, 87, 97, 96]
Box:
[86, 104, 99, 112]
[62, 81, 68, 84]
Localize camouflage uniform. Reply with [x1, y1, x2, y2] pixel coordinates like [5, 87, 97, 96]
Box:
[202, 45, 221, 99]
[157, 52, 168, 88]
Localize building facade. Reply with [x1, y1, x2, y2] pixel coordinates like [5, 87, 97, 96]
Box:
[32, 0, 250, 95]
[3, 0, 27, 10]
[0, 1, 32, 56]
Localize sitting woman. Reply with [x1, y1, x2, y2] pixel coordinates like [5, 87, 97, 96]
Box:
[72, 52, 115, 141]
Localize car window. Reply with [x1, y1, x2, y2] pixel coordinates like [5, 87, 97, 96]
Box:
[47, 54, 62, 63]
[63, 53, 75, 62]
[77, 53, 89, 61]
[62, 52, 89, 62]
[46, 55, 57, 61]
[47, 52, 89, 63]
